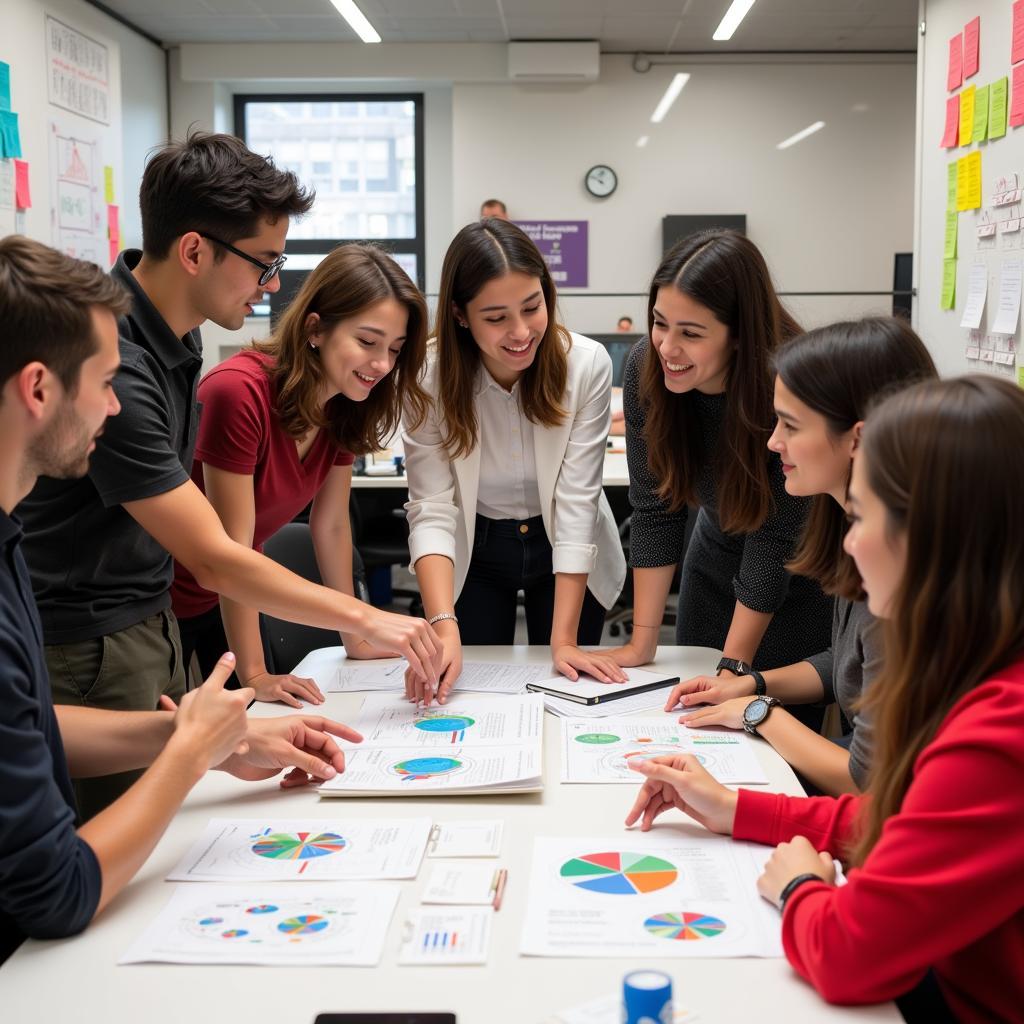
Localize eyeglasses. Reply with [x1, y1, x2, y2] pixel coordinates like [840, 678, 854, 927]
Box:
[199, 232, 287, 287]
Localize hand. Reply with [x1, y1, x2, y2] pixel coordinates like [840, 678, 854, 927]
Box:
[219, 715, 364, 787]
[624, 753, 738, 835]
[359, 607, 442, 691]
[554, 644, 629, 683]
[599, 633, 658, 668]
[757, 836, 836, 908]
[245, 671, 325, 709]
[404, 620, 461, 706]
[664, 673, 756, 711]
[169, 653, 253, 769]
[682, 696, 757, 731]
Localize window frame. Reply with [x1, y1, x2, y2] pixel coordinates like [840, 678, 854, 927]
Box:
[233, 91, 426, 291]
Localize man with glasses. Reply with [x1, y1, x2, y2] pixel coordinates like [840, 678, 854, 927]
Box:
[17, 132, 441, 819]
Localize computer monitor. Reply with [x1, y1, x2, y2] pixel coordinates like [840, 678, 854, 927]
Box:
[588, 333, 644, 388]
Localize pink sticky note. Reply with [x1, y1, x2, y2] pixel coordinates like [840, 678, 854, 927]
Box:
[948, 33, 963, 91]
[963, 17, 980, 78]
[108, 239, 119, 268]
[13, 158, 30, 209]
[1014, 0, 1024, 64]
[107, 204, 120, 241]
[941, 95, 960, 146]
[1011, 64, 1024, 127]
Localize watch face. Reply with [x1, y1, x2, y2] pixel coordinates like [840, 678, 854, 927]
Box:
[743, 698, 768, 726]
[585, 164, 617, 198]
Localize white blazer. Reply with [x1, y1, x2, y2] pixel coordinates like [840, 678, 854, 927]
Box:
[403, 332, 626, 610]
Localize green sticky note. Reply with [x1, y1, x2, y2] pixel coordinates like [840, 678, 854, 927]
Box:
[0, 61, 11, 112]
[941, 259, 957, 310]
[989, 77, 1008, 139]
[973, 84, 990, 142]
[944, 211, 958, 260]
[104, 166, 114, 203]
[1018, 364, 1024, 390]
[947, 163, 958, 210]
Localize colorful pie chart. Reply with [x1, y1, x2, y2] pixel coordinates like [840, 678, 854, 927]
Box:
[560, 852, 678, 895]
[394, 756, 463, 780]
[414, 714, 475, 733]
[644, 911, 727, 940]
[277, 914, 329, 936]
[251, 832, 347, 860]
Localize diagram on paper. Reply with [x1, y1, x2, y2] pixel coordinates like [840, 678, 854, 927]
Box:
[521, 835, 784, 959]
[166, 818, 430, 881]
[561, 717, 768, 785]
[49, 119, 108, 265]
[120, 883, 399, 966]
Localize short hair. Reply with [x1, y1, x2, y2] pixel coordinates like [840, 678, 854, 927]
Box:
[617, 316, 633, 326]
[140, 130, 315, 259]
[480, 198, 507, 215]
[0, 236, 130, 395]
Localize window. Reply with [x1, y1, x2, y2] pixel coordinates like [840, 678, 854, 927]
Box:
[235, 93, 425, 313]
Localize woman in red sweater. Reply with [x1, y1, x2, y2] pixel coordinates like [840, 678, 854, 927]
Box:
[626, 375, 1024, 1024]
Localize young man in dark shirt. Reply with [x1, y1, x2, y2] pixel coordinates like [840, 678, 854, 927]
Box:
[17, 132, 439, 818]
[0, 236, 363, 964]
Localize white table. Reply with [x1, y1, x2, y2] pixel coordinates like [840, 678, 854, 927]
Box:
[1, 647, 898, 1023]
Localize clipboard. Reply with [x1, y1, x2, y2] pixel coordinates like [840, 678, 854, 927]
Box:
[526, 669, 679, 706]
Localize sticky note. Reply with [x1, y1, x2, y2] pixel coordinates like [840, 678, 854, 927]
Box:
[948, 33, 963, 91]
[0, 111, 21, 159]
[956, 156, 969, 211]
[947, 162, 958, 209]
[1012, 65, 1024, 127]
[109, 239, 120, 268]
[1017, 364, 1024, 390]
[964, 17, 980, 79]
[964, 151, 982, 210]
[13, 159, 30, 209]
[941, 259, 957, 310]
[104, 166, 114, 204]
[0, 61, 10, 112]
[1014, 0, 1024, 65]
[959, 85, 975, 145]
[107, 204, 120, 241]
[941, 96, 960, 147]
[944, 211, 958, 260]
[990, 77, 1008, 138]
[972, 84, 990, 141]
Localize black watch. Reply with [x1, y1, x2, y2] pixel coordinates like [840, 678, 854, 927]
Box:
[742, 695, 782, 736]
[747, 667, 767, 697]
[716, 657, 752, 677]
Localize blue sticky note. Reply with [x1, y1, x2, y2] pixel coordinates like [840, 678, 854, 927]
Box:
[0, 111, 21, 159]
[0, 62, 11, 112]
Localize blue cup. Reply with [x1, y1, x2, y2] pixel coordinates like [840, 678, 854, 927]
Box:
[622, 969, 673, 1024]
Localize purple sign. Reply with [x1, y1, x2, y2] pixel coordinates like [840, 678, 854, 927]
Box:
[513, 220, 588, 288]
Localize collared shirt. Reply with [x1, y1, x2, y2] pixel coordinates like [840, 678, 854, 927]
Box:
[474, 364, 543, 522]
[0, 509, 100, 962]
[16, 249, 203, 643]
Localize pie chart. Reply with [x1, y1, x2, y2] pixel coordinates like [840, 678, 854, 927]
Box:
[276, 914, 329, 936]
[575, 732, 619, 744]
[560, 852, 678, 895]
[393, 756, 463, 780]
[415, 714, 475, 733]
[251, 832, 347, 860]
[644, 911, 727, 940]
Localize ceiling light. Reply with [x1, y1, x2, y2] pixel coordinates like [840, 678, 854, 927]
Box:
[776, 120, 826, 150]
[636, 135, 650, 148]
[713, 0, 757, 42]
[650, 73, 690, 124]
[328, 0, 381, 43]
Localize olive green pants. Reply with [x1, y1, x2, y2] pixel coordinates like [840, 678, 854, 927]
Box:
[46, 609, 187, 822]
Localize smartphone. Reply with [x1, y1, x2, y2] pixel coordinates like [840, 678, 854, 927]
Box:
[315, 1016, 456, 1024]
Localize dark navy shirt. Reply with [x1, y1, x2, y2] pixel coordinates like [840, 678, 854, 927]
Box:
[0, 509, 100, 964]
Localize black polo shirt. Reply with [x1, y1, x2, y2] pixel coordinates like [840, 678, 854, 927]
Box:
[17, 249, 203, 644]
[0, 509, 100, 963]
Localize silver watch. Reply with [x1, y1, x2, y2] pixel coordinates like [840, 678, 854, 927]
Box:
[742, 695, 782, 735]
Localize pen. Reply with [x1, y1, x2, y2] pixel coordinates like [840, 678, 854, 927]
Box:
[491, 868, 508, 911]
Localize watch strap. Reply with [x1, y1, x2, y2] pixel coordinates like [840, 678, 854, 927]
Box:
[748, 668, 767, 697]
[717, 657, 752, 677]
[778, 872, 826, 911]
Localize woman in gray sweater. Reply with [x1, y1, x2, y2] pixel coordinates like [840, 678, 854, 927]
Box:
[664, 318, 937, 795]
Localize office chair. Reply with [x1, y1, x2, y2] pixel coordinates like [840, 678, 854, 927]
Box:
[349, 493, 423, 615]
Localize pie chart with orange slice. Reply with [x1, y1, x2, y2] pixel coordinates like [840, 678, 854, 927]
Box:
[559, 851, 678, 895]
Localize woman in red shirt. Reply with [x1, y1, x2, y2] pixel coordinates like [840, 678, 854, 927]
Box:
[626, 375, 1024, 1023]
[172, 244, 428, 706]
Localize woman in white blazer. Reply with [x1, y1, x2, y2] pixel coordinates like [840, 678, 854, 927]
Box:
[403, 219, 627, 703]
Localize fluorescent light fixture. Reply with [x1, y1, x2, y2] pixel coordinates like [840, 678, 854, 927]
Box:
[776, 120, 826, 150]
[636, 135, 650, 148]
[650, 73, 690, 124]
[328, 0, 381, 43]
[713, 0, 757, 41]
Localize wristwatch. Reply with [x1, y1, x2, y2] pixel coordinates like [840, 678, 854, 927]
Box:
[742, 695, 782, 736]
[716, 657, 752, 677]
[747, 667, 767, 697]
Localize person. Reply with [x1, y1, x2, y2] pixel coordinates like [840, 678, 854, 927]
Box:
[16, 131, 440, 820]
[403, 218, 627, 704]
[0, 236, 364, 966]
[171, 244, 429, 707]
[662, 318, 937, 795]
[616, 316, 633, 333]
[625, 375, 1024, 1024]
[606, 229, 831, 726]
[479, 198, 508, 220]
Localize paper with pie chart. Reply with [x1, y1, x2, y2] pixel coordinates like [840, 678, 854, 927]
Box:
[166, 818, 430, 881]
[560, 717, 768, 785]
[520, 835, 783, 959]
[120, 883, 399, 966]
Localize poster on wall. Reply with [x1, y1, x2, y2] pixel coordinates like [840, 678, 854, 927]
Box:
[49, 117, 108, 265]
[514, 220, 589, 287]
[46, 15, 111, 125]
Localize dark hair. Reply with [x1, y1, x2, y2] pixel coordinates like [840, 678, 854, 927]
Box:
[0, 236, 130, 396]
[774, 317, 938, 599]
[618, 316, 633, 327]
[640, 229, 801, 533]
[851, 376, 1024, 864]
[434, 218, 568, 459]
[253, 244, 429, 455]
[480, 198, 507, 215]
[139, 130, 314, 259]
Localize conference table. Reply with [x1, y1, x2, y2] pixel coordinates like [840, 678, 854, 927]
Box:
[1, 646, 898, 1024]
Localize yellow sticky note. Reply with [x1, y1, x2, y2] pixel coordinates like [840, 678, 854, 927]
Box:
[104, 165, 114, 204]
[959, 85, 975, 146]
[944, 211, 958, 259]
[947, 163, 958, 210]
[989, 77, 1008, 139]
[1017, 364, 1024, 389]
[941, 259, 957, 310]
[972, 84, 989, 142]
[964, 150, 982, 210]
[956, 155, 969, 211]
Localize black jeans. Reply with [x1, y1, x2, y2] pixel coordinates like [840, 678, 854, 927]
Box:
[455, 514, 606, 646]
[177, 604, 241, 689]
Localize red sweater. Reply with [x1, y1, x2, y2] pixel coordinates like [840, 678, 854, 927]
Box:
[734, 659, 1024, 1024]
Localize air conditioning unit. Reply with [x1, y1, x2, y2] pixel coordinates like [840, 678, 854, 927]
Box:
[507, 42, 600, 82]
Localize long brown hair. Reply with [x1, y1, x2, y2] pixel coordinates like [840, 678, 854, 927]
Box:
[640, 229, 801, 533]
[775, 318, 937, 599]
[851, 376, 1024, 864]
[435, 218, 568, 459]
[253, 244, 428, 455]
